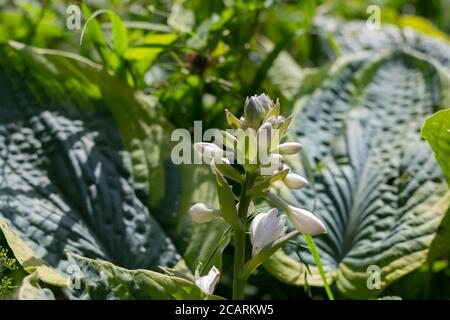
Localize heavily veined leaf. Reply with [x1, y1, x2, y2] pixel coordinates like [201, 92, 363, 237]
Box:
[66, 252, 211, 300]
[0, 217, 66, 287]
[421, 109, 450, 188]
[264, 34, 450, 298]
[0, 42, 225, 298]
[0, 42, 180, 275]
[6, 41, 174, 208]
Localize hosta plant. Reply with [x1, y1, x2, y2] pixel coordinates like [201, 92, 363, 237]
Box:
[190, 94, 329, 299]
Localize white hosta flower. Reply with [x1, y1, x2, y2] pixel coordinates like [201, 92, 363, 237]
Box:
[250, 209, 286, 255]
[189, 203, 220, 223]
[283, 173, 308, 189]
[278, 142, 303, 155]
[287, 206, 326, 235]
[195, 266, 220, 295]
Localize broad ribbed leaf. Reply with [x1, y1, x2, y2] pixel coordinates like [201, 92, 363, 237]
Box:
[0, 42, 180, 274]
[66, 252, 209, 300]
[0, 43, 224, 299]
[421, 109, 450, 188]
[0, 217, 66, 286]
[265, 34, 450, 298]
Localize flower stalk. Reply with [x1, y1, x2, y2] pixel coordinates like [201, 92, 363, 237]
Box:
[232, 171, 255, 300]
[189, 93, 328, 300]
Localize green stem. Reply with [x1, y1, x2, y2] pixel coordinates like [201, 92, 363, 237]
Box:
[232, 172, 254, 300]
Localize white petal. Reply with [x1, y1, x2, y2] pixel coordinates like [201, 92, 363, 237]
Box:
[283, 173, 308, 189]
[189, 203, 219, 223]
[250, 209, 286, 255]
[287, 206, 326, 235]
[195, 266, 220, 295]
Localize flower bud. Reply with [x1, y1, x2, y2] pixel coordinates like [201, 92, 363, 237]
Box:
[250, 208, 286, 255]
[283, 173, 308, 189]
[257, 93, 274, 112]
[278, 142, 303, 155]
[195, 266, 220, 295]
[244, 96, 266, 128]
[189, 203, 220, 223]
[287, 206, 326, 235]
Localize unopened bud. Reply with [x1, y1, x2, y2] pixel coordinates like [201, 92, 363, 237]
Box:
[283, 173, 308, 189]
[278, 142, 303, 155]
[287, 206, 326, 235]
[257, 93, 274, 112]
[244, 96, 266, 128]
[189, 203, 220, 223]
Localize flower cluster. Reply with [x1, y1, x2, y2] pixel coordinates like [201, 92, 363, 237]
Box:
[188, 94, 326, 298]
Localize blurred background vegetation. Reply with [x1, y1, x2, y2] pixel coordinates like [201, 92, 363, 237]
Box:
[1, 0, 449, 131]
[1, 0, 450, 299]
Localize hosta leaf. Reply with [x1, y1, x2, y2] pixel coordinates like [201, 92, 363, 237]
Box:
[66, 252, 208, 300]
[0, 217, 66, 287]
[0, 42, 225, 300]
[265, 44, 450, 298]
[421, 109, 450, 188]
[0, 42, 179, 275]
